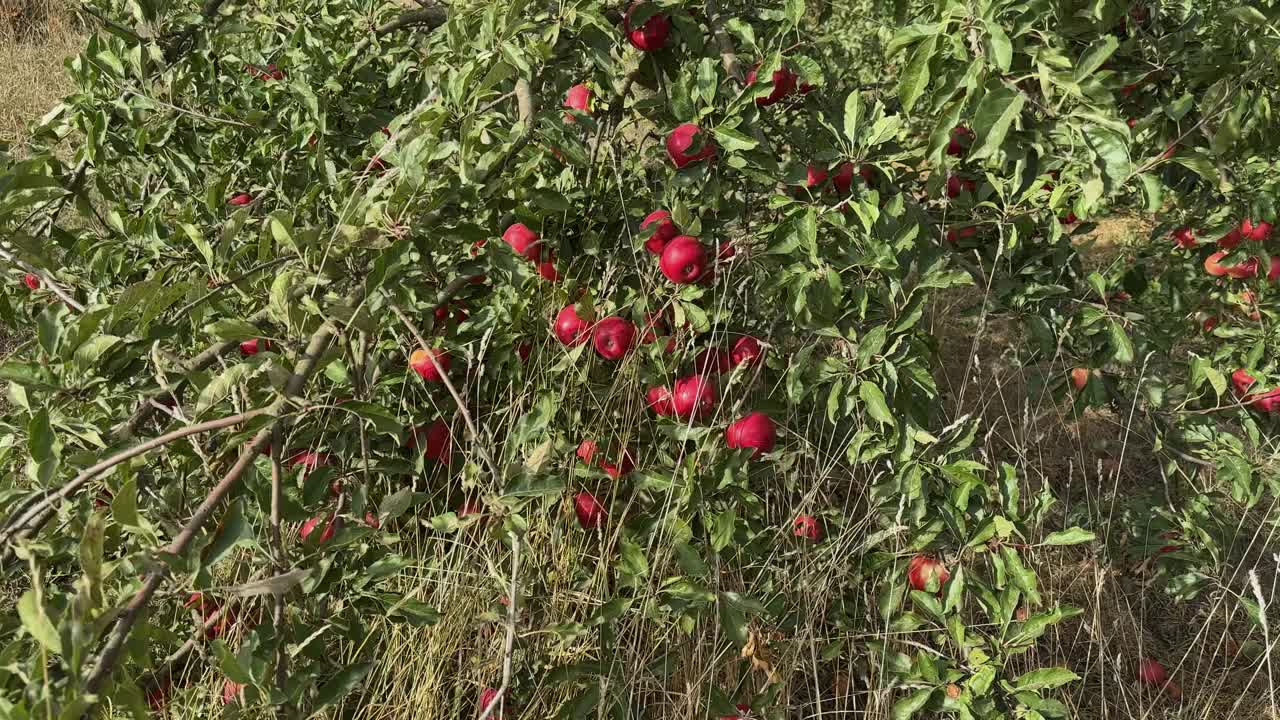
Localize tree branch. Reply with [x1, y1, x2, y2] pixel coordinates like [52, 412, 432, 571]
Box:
[0, 407, 273, 558]
[477, 534, 520, 720]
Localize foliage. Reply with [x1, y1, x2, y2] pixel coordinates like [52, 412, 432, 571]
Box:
[0, 0, 1277, 718]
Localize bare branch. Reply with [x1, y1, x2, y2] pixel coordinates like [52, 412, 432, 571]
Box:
[0, 407, 273, 557]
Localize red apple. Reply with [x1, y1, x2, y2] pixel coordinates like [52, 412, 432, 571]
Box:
[574, 491, 605, 529]
[537, 255, 561, 282]
[831, 162, 854, 195]
[746, 63, 797, 106]
[793, 514, 822, 542]
[1127, 117, 1138, 129]
[1226, 256, 1259, 279]
[730, 336, 762, 367]
[659, 236, 709, 284]
[1218, 228, 1243, 249]
[1268, 256, 1280, 283]
[907, 554, 950, 592]
[222, 678, 245, 706]
[1070, 367, 1089, 392]
[694, 347, 731, 375]
[1062, 212, 1080, 225]
[641, 210, 680, 254]
[22, 273, 40, 291]
[286, 450, 329, 470]
[517, 341, 532, 363]
[1172, 227, 1196, 248]
[666, 123, 716, 169]
[239, 338, 267, 356]
[725, 412, 777, 458]
[946, 126, 974, 156]
[576, 439, 598, 464]
[479, 687, 503, 720]
[409, 347, 451, 382]
[554, 304, 592, 346]
[1241, 217, 1272, 241]
[1137, 657, 1182, 699]
[408, 420, 450, 462]
[470, 239, 487, 256]
[624, 2, 671, 52]
[563, 83, 592, 121]
[228, 192, 253, 206]
[363, 511, 380, 529]
[593, 317, 636, 360]
[1202, 315, 1218, 332]
[1204, 251, 1230, 277]
[1231, 368, 1257, 398]
[146, 680, 170, 712]
[946, 175, 975, 199]
[502, 222, 542, 261]
[671, 374, 716, 420]
[646, 385, 675, 416]
[804, 163, 828, 189]
[300, 514, 339, 543]
[719, 703, 752, 720]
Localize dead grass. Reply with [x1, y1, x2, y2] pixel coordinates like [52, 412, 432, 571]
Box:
[0, 3, 83, 148]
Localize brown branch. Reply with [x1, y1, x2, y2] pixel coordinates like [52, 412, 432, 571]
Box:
[82, 294, 353, 703]
[0, 407, 273, 557]
[340, 4, 449, 75]
[705, 0, 746, 83]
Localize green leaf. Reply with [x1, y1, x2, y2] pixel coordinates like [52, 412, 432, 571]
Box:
[379, 488, 417, 521]
[1041, 527, 1096, 546]
[204, 319, 262, 342]
[970, 89, 1025, 160]
[898, 36, 936, 114]
[17, 591, 61, 653]
[859, 381, 894, 426]
[1073, 36, 1118, 82]
[1225, 6, 1268, 24]
[784, 0, 805, 25]
[619, 539, 650, 577]
[985, 21, 1012, 72]
[204, 498, 252, 567]
[313, 661, 373, 708]
[195, 364, 254, 414]
[711, 507, 736, 552]
[843, 90, 861, 145]
[711, 126, 757, 152]
[1015, 667, 1080, 692]
[1107, 319, 1134, 364]
[891, 687, 934, 719]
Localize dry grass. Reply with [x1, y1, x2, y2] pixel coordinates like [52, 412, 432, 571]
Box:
[0, 1, 83, 148]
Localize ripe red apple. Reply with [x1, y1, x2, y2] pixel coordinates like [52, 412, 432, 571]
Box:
[502, 222, 542, 260]
[228, 192, 253, 206]
[694, 347, 731, 375]
[946, 226, 979, 244]
[593, 317, 636, 360]
[1061, 212, 1079, 225]
[1070, 367, 1089, 392]
[746, 63, 797, 106]
[907, 554, 950, 592]
[1127, 117, 1138, 129]
[666, 123, 716, 168]
[641, 210, 680, 254]
[659, 236, 710, 284]
[1204, 251, 1230, 276]
[804, 164, 828, 189]
[363, 511, 380, 529]
[672, 374, 716, 420]
[409, 347, 451, 382]
[1250, 388, 1280, 413]
[1231, 368, 1257, 398]
[300, 514, 339, 543]
[239, 338, 268, 356]
[222, 678, 245, 705]
[22, 273, 40, 290]
[730, 336, 762, 367]
[1172, 227, 1196, 248]
[517, 341, 532, 363]
[286, 450, 329, 470]
[831, 162, 855, 195]
[479, 687, 503, 720]
[554, 304, 592, 346]
[720, 703, 752, 720]
[946, 125, 974, 156]
[1241, 217, 1273, 241]
[716, 242, 735, 261]
[646, 385, 675, 416]
[574, 491, 605, 529]
[792, 514, 822, 541]
[576, 439, 598, 464]
[563, 83, 592, 121]
[1268, 256, 1280, 283]
[725, 411, 777, 458]
[470, 239, 487, 256]
[537, 255, 561, 282]
[1137, 657, 1182, 699]
[1218, 228, 1243, 249]
[946, 175, 976, 199]
[1226, 256, 1259, 279]
[1201, 315, 1218, 332]
[624, 2, 671, 52]
[408, 420, 450, 462]
[458, 498, 484, 519]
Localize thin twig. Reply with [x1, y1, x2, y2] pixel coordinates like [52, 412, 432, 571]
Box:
[0, 407, 273, 556]
[477, 534, 520, 720]
[169, 257, 290, 319]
